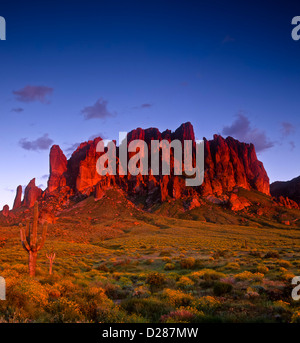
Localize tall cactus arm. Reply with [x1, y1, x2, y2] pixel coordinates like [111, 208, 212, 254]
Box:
[31, 201, 39, 249]
[37, 222, 47, 251]
[19, 224, 31, 252]
[25, 220, 31, 240]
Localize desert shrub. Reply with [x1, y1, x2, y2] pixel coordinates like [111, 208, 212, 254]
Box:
[113, 258, 131, 267]
[161, 309, 195, 323]
[252, 272, 264, 282]
[76, 287, 115, 322]
[213, 250, 228, 259]
[8, 277, 48, 308]
[245, 287, 260, 299]
[176, 276, 194, 290]
[118, 276, 133, 289]
[1, 269, 19, 283]
[234, 271, 264, 282]
[146, 272, 166, 292]
[264, 251, 280, 259]
[225, 262, 240, 270]
[213, 282, 233, 296]
[180, 257, 196, 269]
[162, 257, 171, 263]
[191, 269, 226, 282]
[164, 263, 175, 270]
[44, 284, 61, 299]
[103, 282, 127, 300]
[11, 264, 28, 274]
[47, 297, 83, 322]
[90, 305, 130, 323]
[280, 271, 295, 282]
[249, 250, 262, 258]
[161, 306, 205, 323]
[277, 260, 292, 268]
[40, 273, 62, 286]
[291, 311, 300, 323]
[272, 300, 291, 314]
[54, 279, 78, 296]
[257, 265, 269, 274]
[159, 250, 172, 257]
[193, 296, 221, 313]
[162, 289, 194, 307]
[97, 263, 110, 272]
[121, 298, 172, 322]
[194, 259, 205, 269]
[132, 286, 151, 298]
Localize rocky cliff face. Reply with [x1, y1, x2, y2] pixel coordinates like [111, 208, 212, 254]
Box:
[11, 122, 271, 210]
[13, 185, 23, 210]
[271, 176, 300, 204]
[201, 135, 270, 196]
[22, 178, 42, 208]
[47, 145, 67, 193]
[2, 205, 9, 217]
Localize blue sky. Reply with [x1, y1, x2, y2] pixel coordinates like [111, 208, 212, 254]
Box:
[0, 0, 300, 208]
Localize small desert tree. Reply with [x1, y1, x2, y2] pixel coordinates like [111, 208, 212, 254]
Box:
[19, 201, 47, 277]
[46, 251, 56, 275]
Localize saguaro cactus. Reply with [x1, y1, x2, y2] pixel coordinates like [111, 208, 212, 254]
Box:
[19, 201, 47, 277]
[46, 251, 56, 275]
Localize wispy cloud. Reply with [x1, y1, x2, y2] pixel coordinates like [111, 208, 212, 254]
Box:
[133, 103, 153, 110]
[280, 121, 295, 137]
[89, 133, 106, 140]
[222, 113, 274, 153]
[289, 141, 296, 151]
[65, 142, 81, 153]
[11, 107, 24, 113]
[64, 142, 83, 158]
[81, 98, 115, 120]
[19, 134, 54, 151]
[13, 85, 53, 103]
[4, 187, 15, 193]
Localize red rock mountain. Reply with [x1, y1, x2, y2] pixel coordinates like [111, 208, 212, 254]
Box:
[10, 122, 271, 210]
[271, 176, 300, 204]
